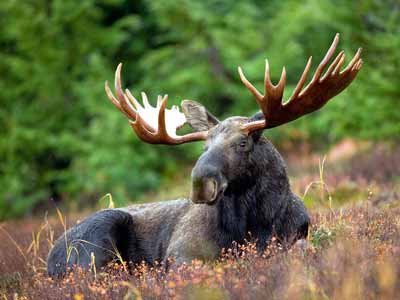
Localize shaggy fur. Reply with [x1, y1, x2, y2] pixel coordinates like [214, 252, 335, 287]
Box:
[47, 114, 309, 276]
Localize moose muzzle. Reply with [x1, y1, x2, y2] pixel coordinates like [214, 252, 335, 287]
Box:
[190, 162, 227, 204]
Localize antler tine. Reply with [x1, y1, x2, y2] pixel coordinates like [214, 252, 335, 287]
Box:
[105, 80, 124, 113]
[342, 47, 362, 74]
[114, 63, 125, 103]
[157, 95, 169, 137]
[105, 65, 137, 121]
[141, 92, 151, 109]
[263, 59, 272, 93]
[238, 67, 263, 102]
[320, 50, 344, 82]
[333, 53, 346, 75]
[156, 95, 163, 108]
[264, 59, 286, 95]
[289, 56, 312, 101]
[264, 60, 286, 115]
[125, 88, 143, 111]
[354, 57, 363, 71]
[114, 63, 138, 121]
[310, 33, 340, 83]
[268, 67, 286, 109]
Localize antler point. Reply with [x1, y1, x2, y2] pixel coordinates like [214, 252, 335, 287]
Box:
[237, 66, 244, 77]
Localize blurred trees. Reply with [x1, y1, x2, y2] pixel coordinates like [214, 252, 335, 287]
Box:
[0, 0, 399, 219]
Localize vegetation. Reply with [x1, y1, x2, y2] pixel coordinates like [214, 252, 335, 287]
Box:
[0, 0, 399, 219]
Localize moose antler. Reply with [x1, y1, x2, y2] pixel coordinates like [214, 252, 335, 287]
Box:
[238, 33, 363, 133]
[106, 34, 362, 145]
[105, 63, 208, 144]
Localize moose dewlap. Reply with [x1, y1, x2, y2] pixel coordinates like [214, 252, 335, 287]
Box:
[47, 34, 362, 276]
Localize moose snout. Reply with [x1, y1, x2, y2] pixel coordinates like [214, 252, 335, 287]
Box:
[190, 164, 227, 204]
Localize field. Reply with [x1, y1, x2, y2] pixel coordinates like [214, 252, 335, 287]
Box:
[1, 142, 399, 300]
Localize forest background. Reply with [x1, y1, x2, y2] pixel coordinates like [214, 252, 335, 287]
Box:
[0, 0, 399, 219]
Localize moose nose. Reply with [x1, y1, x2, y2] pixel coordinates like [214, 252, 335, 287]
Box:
[190, 163, 227, 204]
[190, 177, 218, 204]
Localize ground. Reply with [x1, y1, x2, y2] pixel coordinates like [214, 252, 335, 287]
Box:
[0, 141, 399, 300]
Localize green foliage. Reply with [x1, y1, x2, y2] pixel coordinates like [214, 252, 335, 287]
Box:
[310, 225, 335, 248]
[0, 0, 399, 219]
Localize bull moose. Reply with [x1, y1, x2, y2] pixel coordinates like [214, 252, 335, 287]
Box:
[47, 34, 362, 276]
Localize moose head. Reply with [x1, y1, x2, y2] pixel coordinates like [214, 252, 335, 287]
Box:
[105, 34, 362, 205]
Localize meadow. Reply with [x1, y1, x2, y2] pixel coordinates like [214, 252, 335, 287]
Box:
[1, 142, 398, 300]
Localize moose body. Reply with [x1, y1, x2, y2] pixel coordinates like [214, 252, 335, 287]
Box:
[48, 128, 309, 276]
[47, 34, 362, 276]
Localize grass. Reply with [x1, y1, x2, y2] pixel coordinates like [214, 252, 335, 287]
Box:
[0, 142, 399, 300]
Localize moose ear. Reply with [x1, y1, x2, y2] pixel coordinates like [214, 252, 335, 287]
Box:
[248, 111, 265, 142]
[181, 100, 219, 132]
